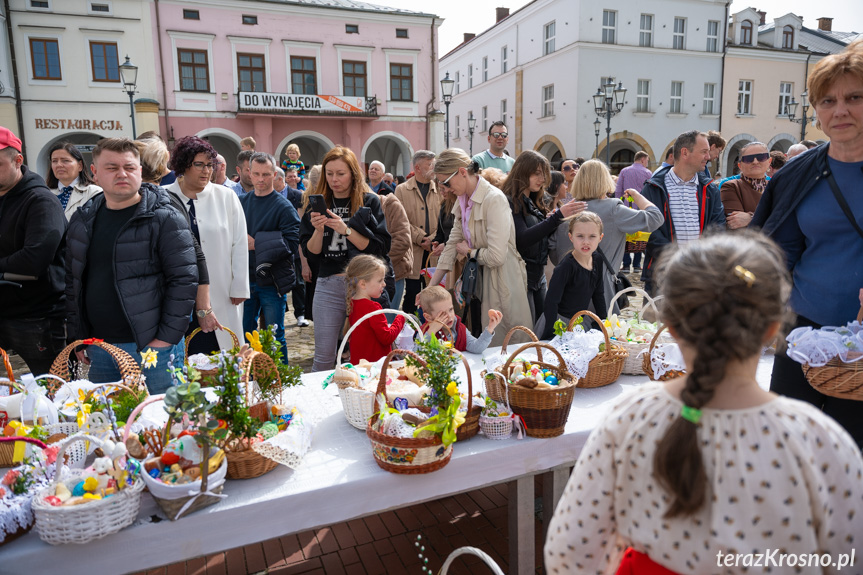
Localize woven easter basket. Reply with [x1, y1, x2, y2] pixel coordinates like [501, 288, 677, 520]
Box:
[624, 230, 650, 253]
[366, 350, 452, 474]
[0, 436, 52, 546]
[32, 434, 144, 545]
[567, 311, 628, 388]
[803, 307, 863, 400]
[185, 327, 240, 382]
[642, 325, 686, 382]
[335, 309, 423, 431]
[607, 287, 661, 376]
[483, 340, 577, 438]
[0, 346, 18, 396]
[49, 339, 146, 399]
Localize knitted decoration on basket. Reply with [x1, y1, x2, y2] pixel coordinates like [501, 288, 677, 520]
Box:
[642, 342, 686, 379]
[545, 327, 605, 379]
[786, 322, 863, 366]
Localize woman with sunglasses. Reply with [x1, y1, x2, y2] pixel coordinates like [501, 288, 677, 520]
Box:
[751, 38, 863, 447]
[426, 149, 532, 346]
[45, 142, 102, 221]
[721, 142, 770, 229]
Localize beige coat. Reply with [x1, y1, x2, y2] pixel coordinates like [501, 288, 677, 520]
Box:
[438, 177, 532, 346]
[56, 181, 102, 221]
[395, 177, 441, 280]
[380, 194, 413, 281]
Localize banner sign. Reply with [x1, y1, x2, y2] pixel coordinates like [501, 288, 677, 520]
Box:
[239, 92, 367, 114]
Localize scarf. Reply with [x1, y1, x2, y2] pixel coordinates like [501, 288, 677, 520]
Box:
[457, 177, 482, 248]
[740, 174, 767, 194]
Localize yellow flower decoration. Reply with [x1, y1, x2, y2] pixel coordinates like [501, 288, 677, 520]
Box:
[442, 341, 453, 349]
[446, 381, 458, 397]
[140, 348, 159, 369]
[451, 411, 465, 433]
[246, 330, 263, 352]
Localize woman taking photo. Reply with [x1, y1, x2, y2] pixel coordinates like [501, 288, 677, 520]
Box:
[721, 141, 770, 229]
[427, 149, 532, 346]
[45, 142, 101, 220]
[502, 150, 582, 323]
[166, 136, 249, 354]
[300, 147, 390, 371]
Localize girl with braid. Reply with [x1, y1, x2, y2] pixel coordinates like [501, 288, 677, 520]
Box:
[545, 231, 863, 575]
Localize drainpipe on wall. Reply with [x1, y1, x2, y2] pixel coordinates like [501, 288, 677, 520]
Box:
[717, 0, 731, 175]
[4, 0, 27, 162]
[154, 0, 172, 142]
[426, 16, 437, 151]
[802, 52, 812, 141]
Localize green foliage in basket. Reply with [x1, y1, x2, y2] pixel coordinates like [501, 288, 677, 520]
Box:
[260, 324, 303, 393]
[1, 452, 52, 495]
[26, 424, 48, 441]
[164, 366, 220, 444]
[209, 352, 256, 442]
[90, 389, 141, 426]
[406, 334, 463, 447]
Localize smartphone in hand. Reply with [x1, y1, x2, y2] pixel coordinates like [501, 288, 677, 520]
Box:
[308, 194, 327, 215]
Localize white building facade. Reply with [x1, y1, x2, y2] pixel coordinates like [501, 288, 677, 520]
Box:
[440, 0, 728, 172]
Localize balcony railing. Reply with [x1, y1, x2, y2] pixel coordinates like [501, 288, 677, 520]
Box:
[237, 92, 378, 117]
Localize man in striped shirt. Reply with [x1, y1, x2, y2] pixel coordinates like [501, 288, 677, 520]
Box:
[640, 130, 726, 294]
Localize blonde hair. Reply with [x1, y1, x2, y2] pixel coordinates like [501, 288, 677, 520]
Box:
[240, 136, 256, 149]
[432, 148, 480, 177]
[134, 138, 169, 184]
[566, 210, 603, 235]
[286, 143, 300, 157]
[570, 159, 615, 201]
[344, 255, 386, 315]
[418, 285, 451, 314]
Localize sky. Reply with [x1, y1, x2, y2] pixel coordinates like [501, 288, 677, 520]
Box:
[376, 0, 863, 55]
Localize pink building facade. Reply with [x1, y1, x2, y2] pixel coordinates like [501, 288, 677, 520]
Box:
[151, 0, 442, 176]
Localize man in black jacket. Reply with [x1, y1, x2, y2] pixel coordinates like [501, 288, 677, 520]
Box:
[66, 138, 197, 393]
[0, 127, 67, 375]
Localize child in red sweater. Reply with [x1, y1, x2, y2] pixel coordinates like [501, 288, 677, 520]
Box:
[345, 255, 405, 364]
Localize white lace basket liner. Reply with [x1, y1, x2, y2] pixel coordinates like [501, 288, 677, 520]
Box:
[332, 309, 423, 431]
[786, 320, 863, 367]
[638, 325, 686, 381]
[31, 434, 145, 545]
[0, 438, 52, 545]
[606, 287, 662, 375]
[478, 362, 516, 441]
[252, 407, 313, 469]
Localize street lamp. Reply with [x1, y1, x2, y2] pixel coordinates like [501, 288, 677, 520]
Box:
[467, 113, 477, 156]
[593, 77, 627, 167]
[786, 90, 810, 142]
[593, 118, 602, 158]
[119, 55, 139, 139]
[440, 72, 455, 147]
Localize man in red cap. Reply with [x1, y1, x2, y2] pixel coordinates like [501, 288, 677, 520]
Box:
[0, 127, 67, 374]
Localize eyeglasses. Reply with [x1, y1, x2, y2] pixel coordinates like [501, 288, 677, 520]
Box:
[490, 132, 508, 139]
[740, 153, 770, 164]
[192, 162, 215, 171]
[438, 170, 459, 189]
[562, 165, 579, 172]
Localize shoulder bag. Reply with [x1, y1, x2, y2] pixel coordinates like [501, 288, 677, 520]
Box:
[596, 248, 632, 310]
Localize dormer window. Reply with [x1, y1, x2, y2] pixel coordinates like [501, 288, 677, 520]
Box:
[783, 25, 794, 49]
[741, 20, 753, 45]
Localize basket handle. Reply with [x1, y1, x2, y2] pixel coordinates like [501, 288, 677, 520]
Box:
[500, 326, 541, 360]
[241, 350, 282, 407]
[648, 325, 669, 355]
[567, 310, 612, 353]
[336, 309, 423, 367]
[458, 353, 473, 414]
[121, 393, 166, 442]
[372, 349, 426, 415]
[420, 321, 454, 342]
[0, 347, 18, 394]
[52, 433, 106, 487]
[857, 306, 863, 323]
[606, 286, 659, 318]
[0, 435, 47, 449]
[49, 339, 144, 397]
[185, 326, 239, 359]
[501, 341, 571, 380]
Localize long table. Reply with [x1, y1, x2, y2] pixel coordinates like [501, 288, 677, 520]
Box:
[0, 348, 776, 574]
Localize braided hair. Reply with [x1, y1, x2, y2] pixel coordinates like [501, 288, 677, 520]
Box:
[652, 230, 791, 518]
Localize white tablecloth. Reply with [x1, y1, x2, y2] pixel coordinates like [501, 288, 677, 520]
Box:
[0, 349, 776, 574]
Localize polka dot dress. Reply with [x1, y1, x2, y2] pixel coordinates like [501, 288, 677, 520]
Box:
[544, 383, 863, 574]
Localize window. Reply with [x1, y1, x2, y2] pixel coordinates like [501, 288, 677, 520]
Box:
[396, 28, 408, 38]
[741, 20, 753, 45]
[178, 48, 209, 92]
[542, 84, 554, 117]
[467, 64, 473, 89]
[543, 21, 555, 55]
[390, 63, 413, 101]
[602, 10, 616, 44]
[291, 56, 316, 94]
[242, 14, 257, 25]
[501, 45, 508, 73]
[636, 79, 650, 112]
[639, 14, 653, 47]
[706, 20, 720, 52]
[346, 24, 359, 34]
[783, 25, 794, 49]
[183, 9, 200, 19]
[90, 3, 110, 13]
[455, 71, 460, 94]
[673, 18, 686, 50]
[500, 99, 507, 119]
[455, 115, 460, 139]
[342, 60, 366, 97]
[237, 53, 265, 92]
[778, 82, 793, 115]
[703, 83, 716, 115]
[482, 56, 488, 82]
[481, 106, 488, 131]
[738, 80, 753, 114]
[29, 0, 49, 8]
[30, 38, 61, 80]
[670, 81, 683, 113]
[89, 41, 119, 82]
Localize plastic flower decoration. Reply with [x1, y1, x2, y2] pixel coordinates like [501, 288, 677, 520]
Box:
[140, 348, 159, 369]
[446, 381, 458, 397]
[245, 330, 263, 352]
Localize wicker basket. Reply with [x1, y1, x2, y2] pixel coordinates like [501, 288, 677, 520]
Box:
[566, 311, 628, 388]
[185, 326, 240, 382]
[607, 287, 661, 376]
[366, 350, 452, 474]
[642, 325, 686, 381]
[0, 437, 53, 546]
[624, 231, 650, 253]
[32, 434, 145, 544]
[142, 445, 228, 521]
[49, 339, 146, 399]
[803, 307, 863, 400]
[0, 435, 46, 469]
[483, 340, 577, 438]
[0, 346, 18, 396]
[335, 309, 423, 431]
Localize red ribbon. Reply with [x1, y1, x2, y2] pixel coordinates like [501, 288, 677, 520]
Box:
[82, 338, 105, 345]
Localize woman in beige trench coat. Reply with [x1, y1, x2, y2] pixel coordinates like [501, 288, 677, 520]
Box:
[427, 149, 532, 346]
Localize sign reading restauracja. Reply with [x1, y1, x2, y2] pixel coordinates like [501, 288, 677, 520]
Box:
[35, 119, 125, 131]
[239, 92, 367, 113]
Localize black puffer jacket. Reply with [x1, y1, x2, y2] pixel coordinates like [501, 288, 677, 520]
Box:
[66, 185, 198, 350]
[510, 195, 564, 290]
[254, 231, 295, 296]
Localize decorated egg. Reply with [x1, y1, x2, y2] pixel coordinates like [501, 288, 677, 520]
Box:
[546, 376, 559, 386]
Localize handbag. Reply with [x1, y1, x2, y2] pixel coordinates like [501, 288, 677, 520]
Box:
[456, 255, 483, 324]
[596, 248, 632, 309]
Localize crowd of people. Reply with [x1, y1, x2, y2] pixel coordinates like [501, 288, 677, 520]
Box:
[0, 36, 861, 575]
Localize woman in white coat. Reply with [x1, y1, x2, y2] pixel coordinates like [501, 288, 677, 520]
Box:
[166, 136, 249, 353]
[46, 142, 102, 220]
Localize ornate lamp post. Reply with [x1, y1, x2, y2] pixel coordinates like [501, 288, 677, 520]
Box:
[786, 90, 810, 142]
[593, 118, 602, 159]
[119, 56, 139, 139]
[593, 77, 626, 167]
[440, 72, 455, 147]
[467, 113, 477, 156]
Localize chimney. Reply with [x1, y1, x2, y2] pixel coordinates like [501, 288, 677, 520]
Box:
[496, 7, 510, 23]
[463, 33, 476, 43]
[757, 11, 766, 25]
[817, 17, 833, 31]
